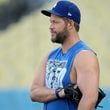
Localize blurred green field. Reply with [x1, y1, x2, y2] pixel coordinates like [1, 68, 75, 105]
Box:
[0, 0, 110, 88]
[0, 0, 9, 4]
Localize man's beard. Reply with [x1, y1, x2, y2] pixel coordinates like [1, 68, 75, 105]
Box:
[51, 27, 69, 44]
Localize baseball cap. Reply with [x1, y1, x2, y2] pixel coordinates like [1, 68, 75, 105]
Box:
[41, 0, 81, 24]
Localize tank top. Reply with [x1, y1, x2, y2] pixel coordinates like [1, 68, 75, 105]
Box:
[44, 40, 92, 110]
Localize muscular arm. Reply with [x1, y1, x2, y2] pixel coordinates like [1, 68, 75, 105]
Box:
[30, 56, 57, 102]
[74, 50, 99, 110]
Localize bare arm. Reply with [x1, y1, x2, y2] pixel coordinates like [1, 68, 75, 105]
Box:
[74, 50, 99, 110]
[30, 56, 57, 102]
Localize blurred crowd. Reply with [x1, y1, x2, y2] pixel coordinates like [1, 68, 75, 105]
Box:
[0, 0, 46, 30]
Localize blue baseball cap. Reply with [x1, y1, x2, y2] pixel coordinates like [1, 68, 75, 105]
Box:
[41, 0, 81, 24]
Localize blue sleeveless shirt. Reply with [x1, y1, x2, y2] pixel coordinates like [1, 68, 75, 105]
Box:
[44, 40, 91, 110]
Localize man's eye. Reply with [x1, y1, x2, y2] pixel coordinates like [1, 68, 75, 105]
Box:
[50, 20, 59, 24]
[54, 21, 59, 23]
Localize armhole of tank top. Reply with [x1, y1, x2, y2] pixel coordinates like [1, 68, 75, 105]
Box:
[78, 49, 97, 56]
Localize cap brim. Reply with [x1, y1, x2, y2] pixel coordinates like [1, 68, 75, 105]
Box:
[41, 10, 63, 17]
[41, 10, 52, 16]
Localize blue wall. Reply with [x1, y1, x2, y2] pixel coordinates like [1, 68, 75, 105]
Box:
[0, 88, 109, 110]
[0, 89, 43, 110]
[97, 88, 110, 110]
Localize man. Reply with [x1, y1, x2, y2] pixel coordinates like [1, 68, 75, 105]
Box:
[30, 1, 99, 110]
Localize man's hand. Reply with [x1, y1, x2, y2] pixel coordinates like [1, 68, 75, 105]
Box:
[64, 84, 82, 104]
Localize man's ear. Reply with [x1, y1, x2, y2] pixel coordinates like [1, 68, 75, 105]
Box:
[67, 21, 74, 30]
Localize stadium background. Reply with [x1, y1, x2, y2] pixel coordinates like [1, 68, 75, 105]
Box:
[0, 0, 109, 109]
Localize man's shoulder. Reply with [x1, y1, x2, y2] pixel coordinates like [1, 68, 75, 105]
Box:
[74, 50, 98, 67]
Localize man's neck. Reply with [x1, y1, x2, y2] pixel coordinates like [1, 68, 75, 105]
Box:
[61, 34, 80, 54]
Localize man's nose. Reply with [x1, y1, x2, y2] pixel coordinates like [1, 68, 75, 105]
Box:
[49, 23, 55, 30]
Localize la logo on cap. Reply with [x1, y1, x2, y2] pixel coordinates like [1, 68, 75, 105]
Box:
[68, 12, 72, 16]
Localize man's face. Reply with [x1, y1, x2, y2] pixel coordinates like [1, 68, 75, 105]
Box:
[49, 14, 69, 44]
